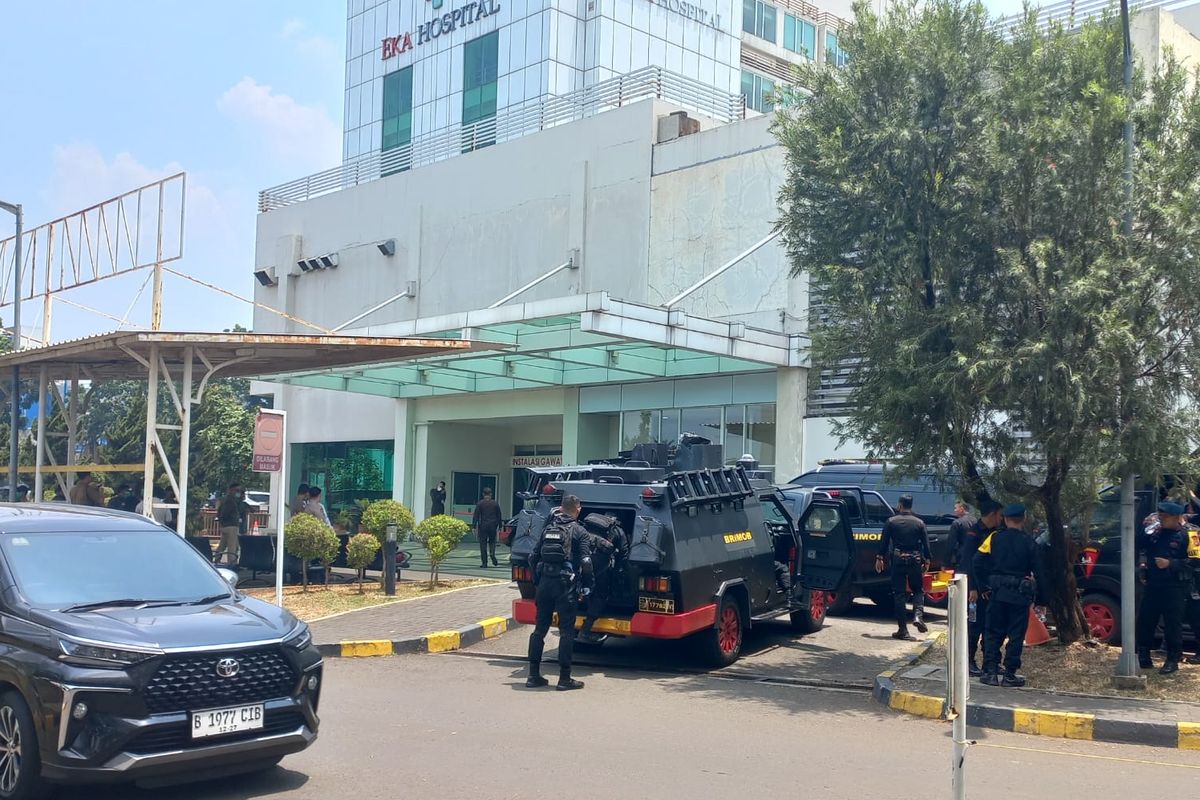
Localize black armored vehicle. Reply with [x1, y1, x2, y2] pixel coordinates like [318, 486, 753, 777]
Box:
[509, 440, 856, 666]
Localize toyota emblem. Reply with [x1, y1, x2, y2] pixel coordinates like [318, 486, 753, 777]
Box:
[215, 657, 240, 678]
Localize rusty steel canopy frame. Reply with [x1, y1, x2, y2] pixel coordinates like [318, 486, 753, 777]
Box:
[0, 332, 473, 534]
[0, 174, 186, 341]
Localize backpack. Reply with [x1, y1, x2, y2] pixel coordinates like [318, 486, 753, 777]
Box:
[538, 520, 572, 576]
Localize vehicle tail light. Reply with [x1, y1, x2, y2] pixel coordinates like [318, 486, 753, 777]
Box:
[542, 482, 557, 495]
[826, 490, 840, 497]
[639, 576, 671, 593]
[1081, 547, 1098, 579]
[641, 486, 665, 504]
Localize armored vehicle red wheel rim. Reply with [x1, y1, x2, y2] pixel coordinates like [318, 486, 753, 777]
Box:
[1083, 601, 1115, 641]
[809, 590, 828, 621]
[718, 605, 741, 654]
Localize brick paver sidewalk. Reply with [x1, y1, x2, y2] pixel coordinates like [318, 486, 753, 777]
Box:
[310, 582, 517, 645]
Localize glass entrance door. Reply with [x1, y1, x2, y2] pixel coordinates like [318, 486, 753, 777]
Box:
[451, 471, 499, 539]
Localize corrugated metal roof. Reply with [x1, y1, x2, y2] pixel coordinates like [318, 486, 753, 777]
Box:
[0, 331, 474, 381]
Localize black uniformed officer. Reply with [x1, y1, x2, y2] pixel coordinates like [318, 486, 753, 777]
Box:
[526, 494, 593, 690]
[954, 499, 1003, 676]
[876, 495, 931, 641]
[974, 503, 1041, 687]
[1136, 501, 1192, 675]
[577, 513, 627, 643]
[946, 500, 977, 570]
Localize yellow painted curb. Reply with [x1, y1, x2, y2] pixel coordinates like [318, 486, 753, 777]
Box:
[478, 616, 509, 638]
[1179, 722, 1200, 751]
[341, 640, 393, 658]
[425, 630, 462, 653]
[1013, 709, 1094, 741]
[889, 691, 943, 719]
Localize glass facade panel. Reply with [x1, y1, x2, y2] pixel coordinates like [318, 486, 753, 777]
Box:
[621, 410, 660, 450]
[463, 31, 500, 124]
[742, 0, 777, 41]
[724, 404, 746, 462]
[745, 403, 776, 467]
[297, 441, 394, 519]
[784, 15, 816, 58]
[741, 70, 774, 113]
[680, 406, 722, 443]
[825, 31, 849, 67]
[381, 67, 413, 174]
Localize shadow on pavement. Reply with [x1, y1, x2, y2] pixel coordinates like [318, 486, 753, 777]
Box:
[55, 766, 309, 800]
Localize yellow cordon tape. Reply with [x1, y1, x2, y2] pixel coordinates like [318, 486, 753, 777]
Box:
[1013, 709, 1095, 741]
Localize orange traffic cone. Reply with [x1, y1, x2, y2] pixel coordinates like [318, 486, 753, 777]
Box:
[1025, 607, 1052, 646]
[251, 519, 260, 536]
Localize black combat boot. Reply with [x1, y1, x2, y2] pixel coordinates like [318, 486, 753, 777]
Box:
[1137, 650, 1154, 669]
[892, 624, 916, 641]
[913, 608, 928, 635]
[556, 676, 585, 691]
[525, 667, 548, 688]
[1159, 661, 1179, 676]
[1001, 672, 1026, 688]
[979, 672, 1000, 686]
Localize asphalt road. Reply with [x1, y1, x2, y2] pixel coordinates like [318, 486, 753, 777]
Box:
[51, 613, 1199, 800]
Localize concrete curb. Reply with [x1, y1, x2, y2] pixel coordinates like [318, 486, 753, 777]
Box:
[316, 614, 521, 658]
[871, 634, 1200, 750]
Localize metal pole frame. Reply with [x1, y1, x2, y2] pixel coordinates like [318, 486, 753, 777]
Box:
[948, 573, 969, 800]
[663, 229, 781, 308]
[3, 201, 23, 499]
[1116, 0, 1141, 680]
[141, 345, 160, 520]
[34, 366, 46, 501]
[268, 409, 288, 608]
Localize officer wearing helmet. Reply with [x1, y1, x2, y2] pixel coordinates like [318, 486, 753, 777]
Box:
[525, 494, 593, 691]
[1137, 500, 1192, 675]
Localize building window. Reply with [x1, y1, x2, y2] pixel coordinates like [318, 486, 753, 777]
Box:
[618, 404, 777, 471]
[783, 15, 816, 59]
[297, 441, 394, 519]
[382, 67, 413, 173]
[463, 31, 499, 152]
[621, 410, 661, 450]
[825, 31, 849, 67]
[741, 70, 775, 113]
[742, 0, 777, 42]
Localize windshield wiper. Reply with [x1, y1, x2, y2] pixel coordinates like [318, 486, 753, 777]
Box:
[61, 598, 181, 613]
[185, 593, 231, 606]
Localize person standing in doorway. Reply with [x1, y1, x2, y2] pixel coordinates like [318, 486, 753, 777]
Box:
[472, 487, 502, 568]
[215, 483, 245, 566]
[430, 481, 447, 516]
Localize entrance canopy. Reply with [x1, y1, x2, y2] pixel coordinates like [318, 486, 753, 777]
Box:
[267, 293, 809, 398]
[0, 331, 474, 534]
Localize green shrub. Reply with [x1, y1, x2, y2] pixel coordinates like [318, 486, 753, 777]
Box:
[345, 533, 381, 594]
[284, 514, 336, 593]
[413, 515, 470, 588]
[359, 499, 415, 547]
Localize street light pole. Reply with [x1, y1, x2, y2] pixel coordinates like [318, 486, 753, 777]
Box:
[1115, 0, 1141, 683]
[0, 201, 22, 501]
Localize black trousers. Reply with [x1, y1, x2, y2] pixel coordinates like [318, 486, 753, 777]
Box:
[478, 526, 498, 565]
[890, 557, 924, 624]
[1137, 583, 1187, 661]
[527, 579, 578, 678]
[969, 595, 989, 663]
[580, 571, 611, 635]
[983, 599, 1029, 674]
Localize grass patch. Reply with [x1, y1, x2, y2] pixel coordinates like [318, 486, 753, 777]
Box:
[243, 579, 501, 622]
[924, 640, 1200, 702]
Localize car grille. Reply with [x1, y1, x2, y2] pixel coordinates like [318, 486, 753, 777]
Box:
[125, 710, 306, 755]
[143, 648, 297, 714]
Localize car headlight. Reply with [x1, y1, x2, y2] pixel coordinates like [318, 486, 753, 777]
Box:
[58, 638, 163, 668]
[284, 624, 313, 651]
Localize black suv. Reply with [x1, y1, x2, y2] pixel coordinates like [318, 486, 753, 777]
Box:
[0, 505, 321, 798]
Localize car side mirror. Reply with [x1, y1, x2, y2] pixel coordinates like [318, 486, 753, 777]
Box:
[216, 568, 239, 588]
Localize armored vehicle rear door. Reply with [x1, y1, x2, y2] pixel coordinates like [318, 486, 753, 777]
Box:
[796, 500, 855, 591]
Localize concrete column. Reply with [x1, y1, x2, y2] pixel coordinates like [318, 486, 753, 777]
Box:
[561, 388, 581, 465]
[411, 422, 431, 523]
[775, 367, 808, 482]
[393, 398, 414, 507]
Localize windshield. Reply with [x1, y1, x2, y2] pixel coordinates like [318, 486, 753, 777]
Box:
[0, 530, 232, 610]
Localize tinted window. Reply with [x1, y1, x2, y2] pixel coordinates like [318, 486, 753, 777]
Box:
[805, 506, 844, 537]
[0, 530, 230, 609]
[863, 492, 892, 524]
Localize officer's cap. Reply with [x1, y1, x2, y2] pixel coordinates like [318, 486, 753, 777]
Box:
[1157, 500, 1186, 516]
[1002, 503, 1026, 518]
[979, 499, 1003, 515]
